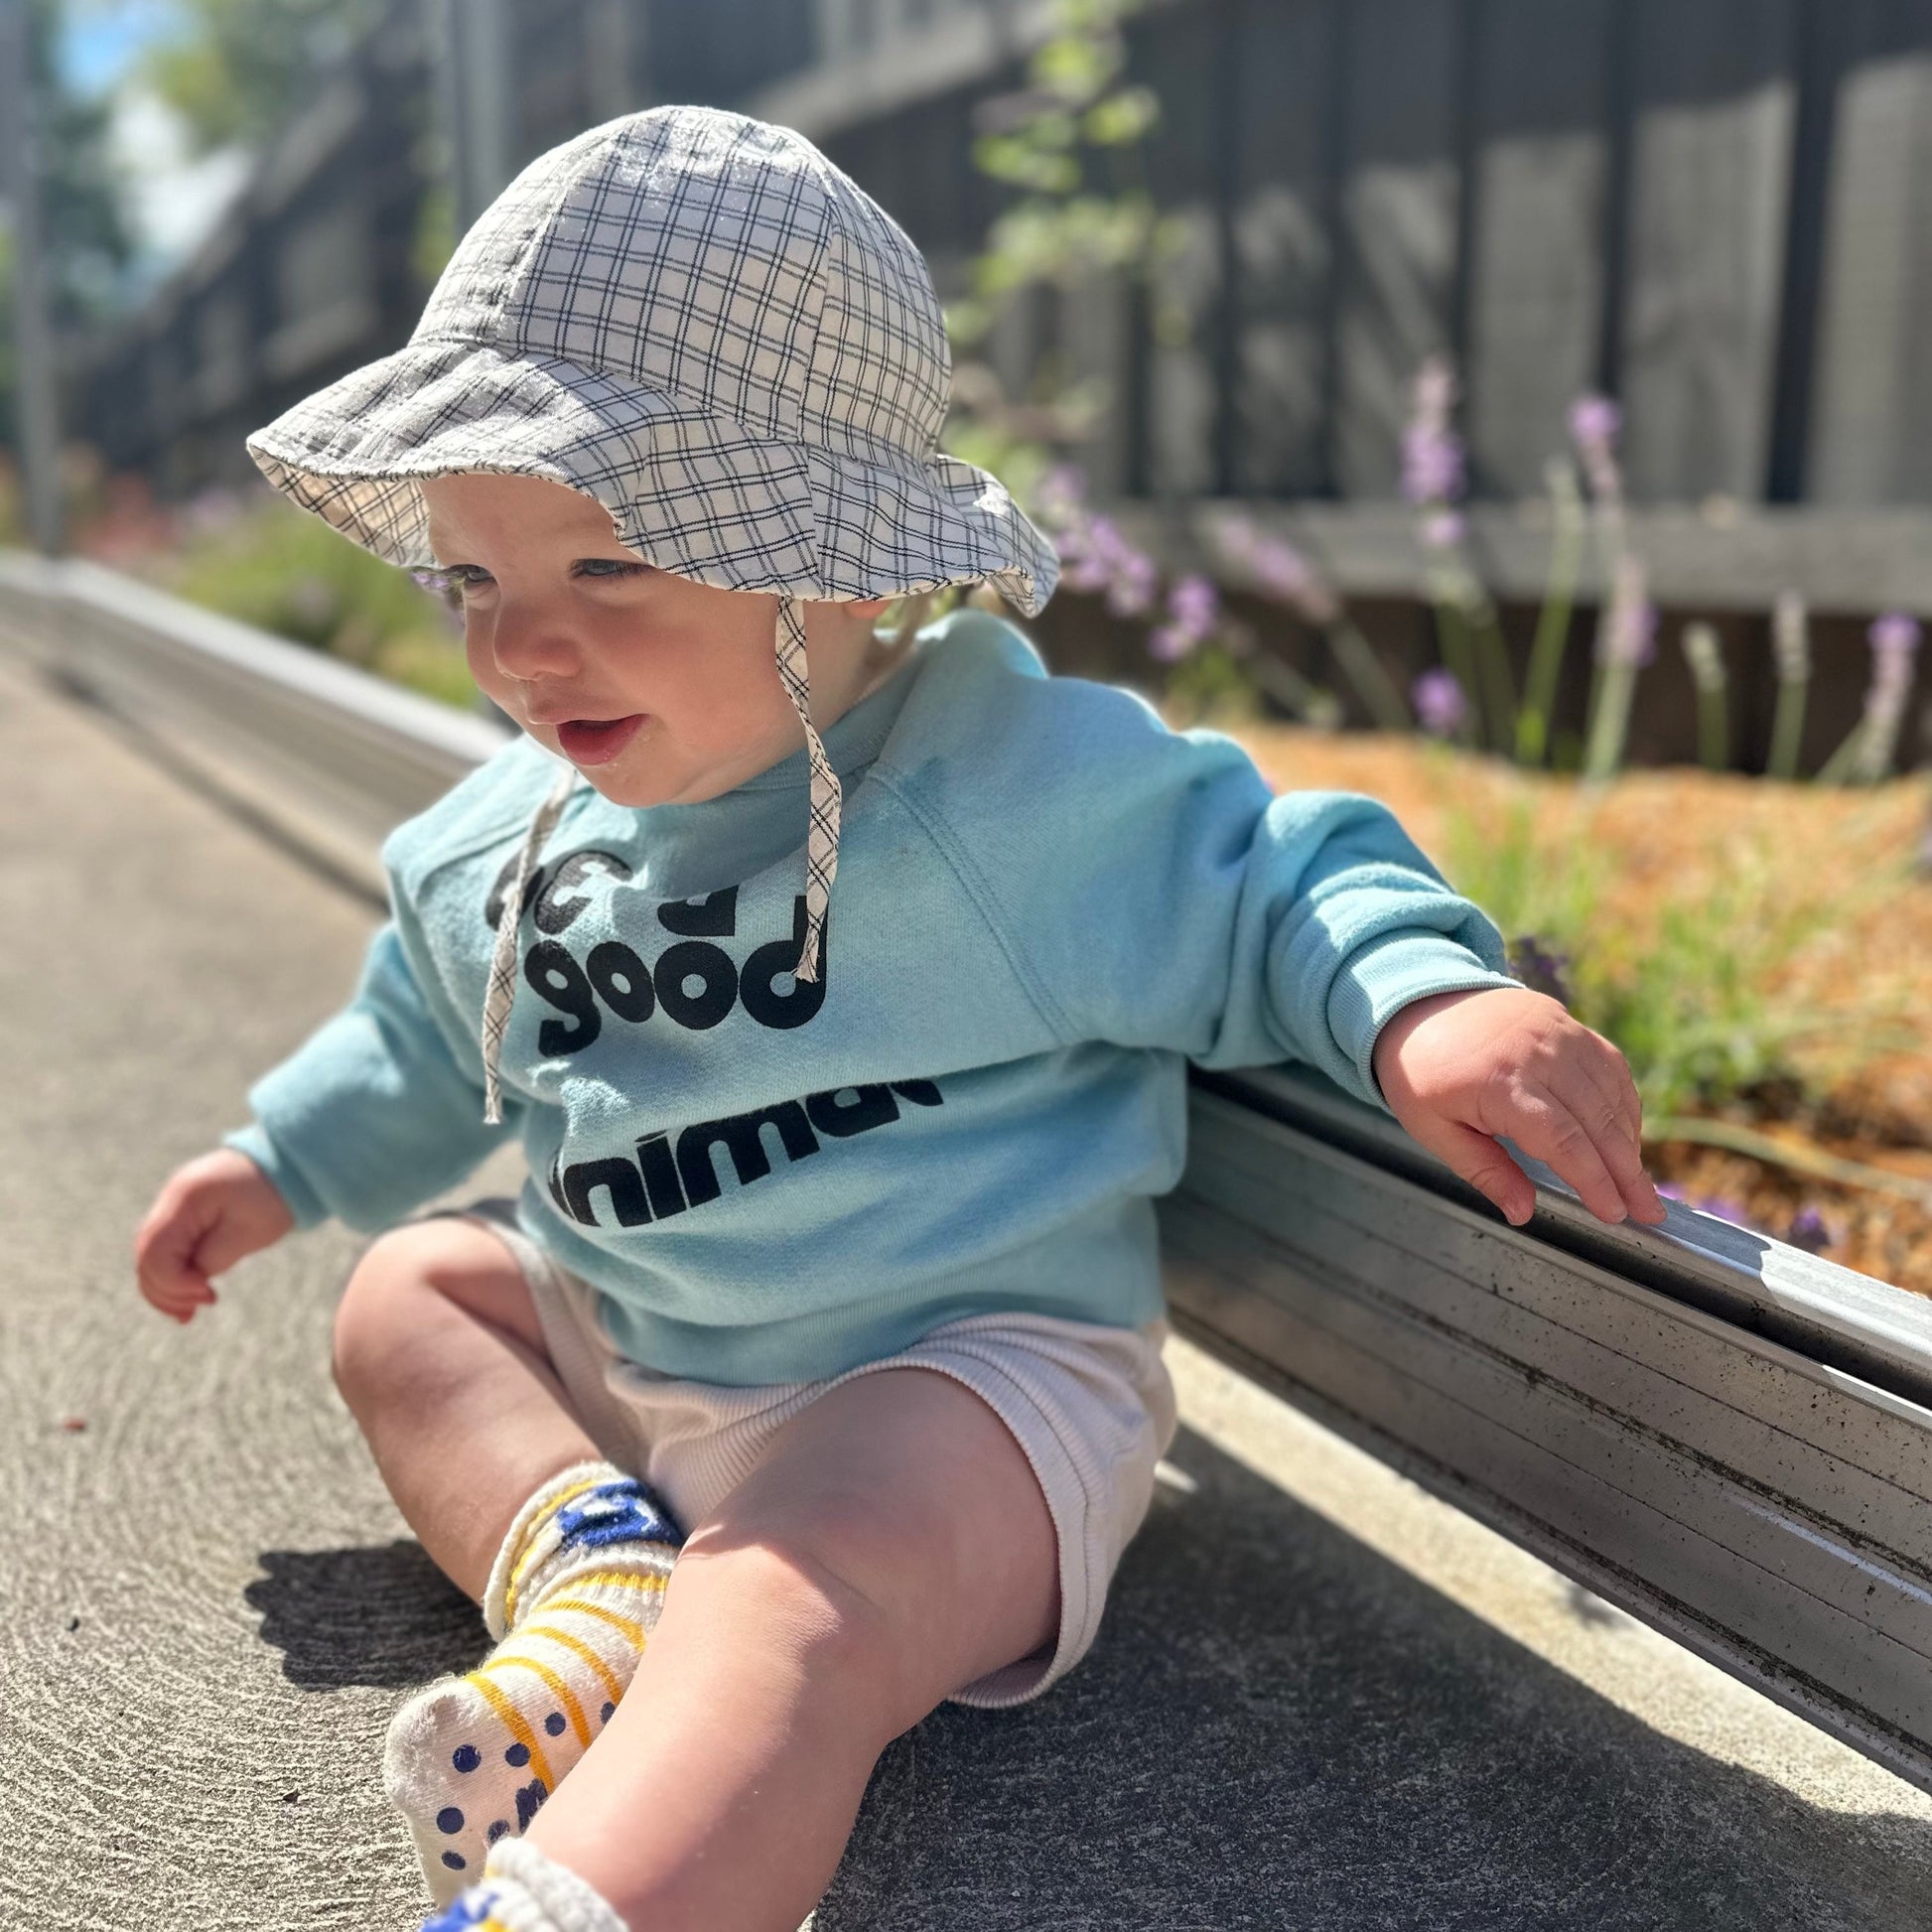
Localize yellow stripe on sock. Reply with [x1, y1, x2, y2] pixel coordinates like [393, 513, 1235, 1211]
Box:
[551, 1568, 669, 1597]
[478, 1649, 593, 1751]
[538, 1595, 652, 1648]
[503, 1474, 607, 1628]
[461, 1668, 556, 1793]
[515, 1622, 626, 1709]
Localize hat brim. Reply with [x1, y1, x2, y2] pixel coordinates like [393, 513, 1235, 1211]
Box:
[245, 340, 1059, 617]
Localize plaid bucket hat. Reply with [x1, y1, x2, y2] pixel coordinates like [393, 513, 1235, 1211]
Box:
[243, 102, 1059, 1123]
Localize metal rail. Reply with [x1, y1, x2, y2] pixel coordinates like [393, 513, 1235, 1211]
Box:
[8, 549, 1932, 1795]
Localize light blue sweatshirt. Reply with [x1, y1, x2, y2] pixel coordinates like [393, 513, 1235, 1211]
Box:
[224, 607, 1519, 1383]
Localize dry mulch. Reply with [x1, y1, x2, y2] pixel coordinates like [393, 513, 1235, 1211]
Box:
[1212, 718, 1932, 1299]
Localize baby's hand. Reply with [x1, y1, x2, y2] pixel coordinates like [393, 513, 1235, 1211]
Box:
[1371, 987, 1667, 1229]
[133, 1149, 296, 1325]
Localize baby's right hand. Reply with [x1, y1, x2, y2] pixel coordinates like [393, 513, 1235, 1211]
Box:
[134, 1149, 296, 1325]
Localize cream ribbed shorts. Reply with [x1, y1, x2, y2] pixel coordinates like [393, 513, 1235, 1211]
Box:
[424, 1196, 1179, 1709]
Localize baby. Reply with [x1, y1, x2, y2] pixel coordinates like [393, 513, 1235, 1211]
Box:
[132, 105, 1665, 1932]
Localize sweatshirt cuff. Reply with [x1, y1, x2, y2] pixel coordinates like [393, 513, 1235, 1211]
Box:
[1327, 931, 1523, 1111]
[221, 1122, 331, 1231]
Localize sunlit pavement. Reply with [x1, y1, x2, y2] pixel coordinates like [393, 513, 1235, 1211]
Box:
[5, 642, 1930, 1932]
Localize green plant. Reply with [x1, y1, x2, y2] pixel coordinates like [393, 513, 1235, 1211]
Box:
[1436, 790, 1911, 1129]
[155, 490, 478, 710]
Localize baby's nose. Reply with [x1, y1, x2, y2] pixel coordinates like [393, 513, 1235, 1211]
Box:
[486, 606, 584, 682]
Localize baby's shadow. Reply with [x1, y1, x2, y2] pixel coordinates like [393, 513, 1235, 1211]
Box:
[245, 1541, 488, 1692]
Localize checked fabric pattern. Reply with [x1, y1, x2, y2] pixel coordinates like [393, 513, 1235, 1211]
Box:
[242, 103, 1058, 615]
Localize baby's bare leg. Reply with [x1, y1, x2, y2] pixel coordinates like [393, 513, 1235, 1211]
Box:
[523, 1366, 1061, 1932]
[332, 1217, 602, 1602]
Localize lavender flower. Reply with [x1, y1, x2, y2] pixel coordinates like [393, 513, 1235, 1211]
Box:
[1149, 572, 1220, 661]
[1421, 509, 1466, 552]
[1786, 1205, 1832, 1253]
[1403, 354, 1465, 507]
[1853, 610, 1923, 781]
[1412, 667, 1468, 738]
[1596, 553, 1656, 669]
[1213, 513, 1341, 624]
[1569, 393, 1624, 509]
[1506, 933, 1574, 1008]
[1033, 463, 1088, 527]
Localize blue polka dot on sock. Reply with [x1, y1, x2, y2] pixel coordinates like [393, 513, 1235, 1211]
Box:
[437, 1806, 465, 1834]
[452, 1744, 481, 1773]
[505, 1742, 529, 1767]
[440, 1852, 466, 1871]
[601, 1702, 614, 1723]
[486, 1820, 509, 1844]
[544, 1711, 566, 1735]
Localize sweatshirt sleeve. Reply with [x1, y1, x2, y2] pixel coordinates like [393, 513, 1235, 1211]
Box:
[219, 877, 524, 1233]
[948, 687, 1522, 1112]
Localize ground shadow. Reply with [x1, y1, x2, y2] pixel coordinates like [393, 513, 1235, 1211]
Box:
[811, 1423, 1932, 1932]
[245, 1540, 488, 1692]
[248, 1426, 1932, 1929]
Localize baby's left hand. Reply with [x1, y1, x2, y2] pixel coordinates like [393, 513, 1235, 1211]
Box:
[1371, 986, 1668, 1229]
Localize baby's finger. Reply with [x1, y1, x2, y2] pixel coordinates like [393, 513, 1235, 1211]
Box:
[1558, 1052, 1664, 1224]
[1406, 1115, 1538, 1227]
[1500, 1079, 1628, 1224]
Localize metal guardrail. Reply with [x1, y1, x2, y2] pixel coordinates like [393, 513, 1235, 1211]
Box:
[7, 549, 1931, 1797]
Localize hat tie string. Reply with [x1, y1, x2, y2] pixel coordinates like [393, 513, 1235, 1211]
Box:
[481, 762, 580, 1126]
[773, 590, 840, 984]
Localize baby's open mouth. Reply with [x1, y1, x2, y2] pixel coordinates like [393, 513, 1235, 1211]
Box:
[557, 714, 645, 763]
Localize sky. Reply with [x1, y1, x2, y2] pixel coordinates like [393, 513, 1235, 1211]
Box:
[56, 1, 256, 298]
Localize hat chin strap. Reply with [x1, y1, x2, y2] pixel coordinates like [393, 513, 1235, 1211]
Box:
[481, 760, 581, 1127]
[772, 590, 841, 987]
[477, 590, 842, 1127]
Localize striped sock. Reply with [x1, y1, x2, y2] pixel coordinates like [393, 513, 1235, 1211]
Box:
[384, 1459, 681, 1906]
[418, 1833, 628, 1931]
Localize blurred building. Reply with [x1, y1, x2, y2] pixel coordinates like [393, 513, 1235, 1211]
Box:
[58, 0, 1932, 548]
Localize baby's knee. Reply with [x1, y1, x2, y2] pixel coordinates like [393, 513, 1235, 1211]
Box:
[330, 1218, 535, 1408]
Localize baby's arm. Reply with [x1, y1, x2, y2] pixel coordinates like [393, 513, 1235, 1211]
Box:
[944, 689, 1659, 1229]
[133, 884, 523, 1322]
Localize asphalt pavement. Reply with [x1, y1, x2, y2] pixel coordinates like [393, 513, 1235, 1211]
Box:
[5, 642, 1930, 1931]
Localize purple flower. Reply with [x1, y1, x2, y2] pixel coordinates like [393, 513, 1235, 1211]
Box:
[1854, 609, 1923, 777]
[1420, 509, 1466, 552]
[1569, 392, 1624, 508]
[1103, 544, 1161, 619]
[1506, 933, 1574, 1008]
[1214, 514, 1342, 625]
[1033, 463, 1088, 527]
[1147, 573, 1221, 662]
[1869, 611, 1923, 672]
[1412, 667, 1468, 738]
[1169, 572, 1219, 632]
[1786, 1205, 1832, 1253]
[1403, 353, 1465, 508]
[1597, 554, 1656, 669]
[1568, 394, 1621, 458]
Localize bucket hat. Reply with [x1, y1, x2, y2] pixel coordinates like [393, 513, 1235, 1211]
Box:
[243, 102, 1059, 1123]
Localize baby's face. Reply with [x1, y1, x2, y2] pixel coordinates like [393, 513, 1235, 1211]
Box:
[421, 472, 893, 807]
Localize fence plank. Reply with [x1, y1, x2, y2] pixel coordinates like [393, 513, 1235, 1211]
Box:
[1619, 0, 1800, 501]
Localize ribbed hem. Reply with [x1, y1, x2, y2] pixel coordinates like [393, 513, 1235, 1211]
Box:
[220, 1121, 329, 1230]
[1327, 932, 1523, 1107]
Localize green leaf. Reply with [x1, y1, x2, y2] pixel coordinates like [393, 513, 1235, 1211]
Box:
[1082, 86, 1162, 146]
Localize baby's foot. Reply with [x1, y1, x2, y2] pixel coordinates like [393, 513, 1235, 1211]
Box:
[419, 1832, 628, 1931]
[387, 1466, 680, 1904]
